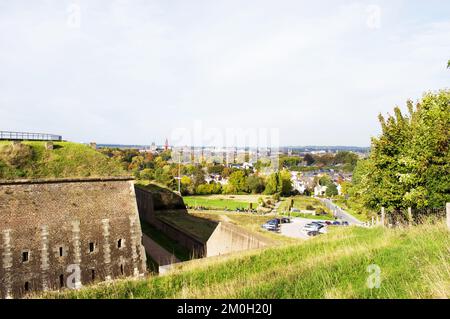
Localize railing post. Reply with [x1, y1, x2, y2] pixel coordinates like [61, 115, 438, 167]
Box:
[381, 207, 385, 227]
[408, 207, 413, 226]
[446, 203, 450, 231]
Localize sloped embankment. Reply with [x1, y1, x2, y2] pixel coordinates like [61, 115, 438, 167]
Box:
[46, 222, 450, 299]
[0, 141, 126, 179]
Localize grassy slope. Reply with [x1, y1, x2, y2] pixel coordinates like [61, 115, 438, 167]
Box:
[47, 222, 449, 299]
[183, 195, 258, 210]
[278, 196, 327, 212]
[0, 141, 126, 179]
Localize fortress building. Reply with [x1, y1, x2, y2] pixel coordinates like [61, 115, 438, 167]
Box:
[0, 177, 147, 299]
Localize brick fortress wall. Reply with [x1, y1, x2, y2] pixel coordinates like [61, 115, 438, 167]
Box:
[0, 177, 147, 299]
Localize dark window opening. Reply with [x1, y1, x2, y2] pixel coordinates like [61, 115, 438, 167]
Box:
[120, 264, 124, 275]
[24, 282, 30, 291]
[91, 269, 96, 281]
[89, 242, 95, 253]
[59, 274, 64, 288]
[59, 247, 64, 257]
[22, 251, 29, 262]
[117, 239, 122, 248]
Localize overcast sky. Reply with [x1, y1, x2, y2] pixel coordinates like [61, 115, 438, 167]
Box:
[0, 0, 449, 146]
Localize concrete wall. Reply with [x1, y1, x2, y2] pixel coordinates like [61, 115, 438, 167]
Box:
[206, 222, 269, 257]
[135, 186, 206, 258]
[0, 178, 147, 299]
[135, 185, 270, 260]
[150, 216, 205, 258]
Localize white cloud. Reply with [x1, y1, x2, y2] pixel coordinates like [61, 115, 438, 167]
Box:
[0, 0, 448, 146]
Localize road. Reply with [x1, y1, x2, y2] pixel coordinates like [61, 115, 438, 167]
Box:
[315, 197, 364, 225]
[279, 217, 328, 239]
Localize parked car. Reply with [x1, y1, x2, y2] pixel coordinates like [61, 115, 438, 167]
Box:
[324, 221, 333, 225]
[332, 221, 341, 226]
[303, 223, 323, 232]
[281, 217, 291, 224]
[342, 221, 349, 226]
[262, 219, 280, 232]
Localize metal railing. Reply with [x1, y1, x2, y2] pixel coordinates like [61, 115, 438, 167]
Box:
[0, 131, 62, 141]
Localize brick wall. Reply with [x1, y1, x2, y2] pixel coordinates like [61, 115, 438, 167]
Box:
[0, 178, 147, 299]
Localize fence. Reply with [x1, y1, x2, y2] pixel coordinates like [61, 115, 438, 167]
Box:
[0, 131, 62, 141]
[379, 205, 448, 228]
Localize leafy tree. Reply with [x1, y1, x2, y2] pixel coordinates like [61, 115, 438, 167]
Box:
[246, 175, 265, 194]
[139, 168, 154, 180]
[221, 167, 233, 178]
[264, 172, 280, 195]
[208, 164, 224, 175]
[195, 182, 222, 195]
[228, 171, 248, 193]
[279, 170, 293, 195]
[325, 183, 338, 197]
[264, 170, 292, 196]
[192, 169, 206, 188]
[303, 153, 315, 166]
[350, 90, 450, 211]
[180, 176, 194, 195]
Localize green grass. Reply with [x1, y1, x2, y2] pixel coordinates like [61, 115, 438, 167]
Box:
[45, 222, 450, 299]
[156, 211, 218, 242]
[278, 196, 330, 213]
[287, 212, 334, 220]
[332, 197, 373, 222]
[141, 220, 192, 261]
[0, 141, 126, 179]
[183, 195, 259, 210]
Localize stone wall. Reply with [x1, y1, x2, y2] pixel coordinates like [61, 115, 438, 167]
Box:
[0, 177, 147, 299]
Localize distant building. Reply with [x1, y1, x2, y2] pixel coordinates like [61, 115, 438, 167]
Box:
[314, 184, 328, 196]
[164, 138, 169, 151]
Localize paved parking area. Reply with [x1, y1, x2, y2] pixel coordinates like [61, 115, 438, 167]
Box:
[279, 218, 329, 239]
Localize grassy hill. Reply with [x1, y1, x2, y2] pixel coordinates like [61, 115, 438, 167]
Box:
[44, 222, 449, 299]
[0, 141, 126, 179]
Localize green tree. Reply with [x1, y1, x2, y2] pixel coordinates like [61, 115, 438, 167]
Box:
[228, 171, 248, 193]
[325, 183, 338, 197]
[264, 170, 292, 196]
[350, 90, 450, 212]
[303, 153, 315, 166]
[246, 175, 265, 194]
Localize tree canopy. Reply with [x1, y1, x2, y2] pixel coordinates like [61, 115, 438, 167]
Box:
[349, 90, 450, 212]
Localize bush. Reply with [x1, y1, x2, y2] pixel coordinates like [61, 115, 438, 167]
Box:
[306, 205, 315, 211]
[0, 143, 33, 168]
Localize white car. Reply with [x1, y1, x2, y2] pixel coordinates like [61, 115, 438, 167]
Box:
[303, 223, 323, 232]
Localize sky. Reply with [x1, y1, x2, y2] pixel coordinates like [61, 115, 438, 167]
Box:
[0, 0, 449, 147]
